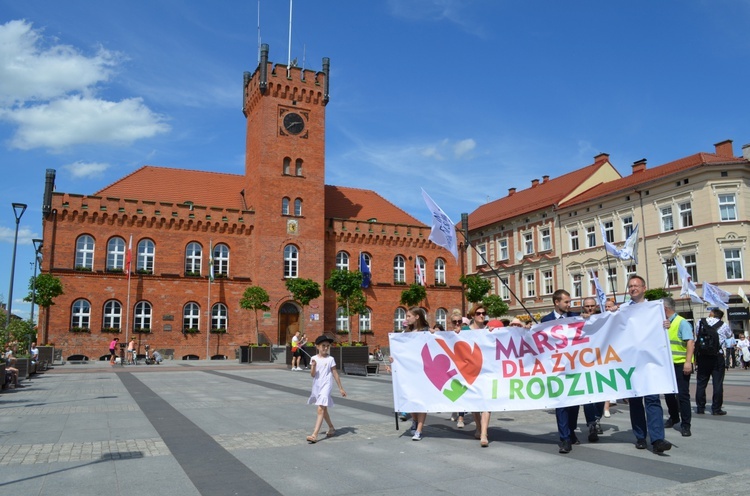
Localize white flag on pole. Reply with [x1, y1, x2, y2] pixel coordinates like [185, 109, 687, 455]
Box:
[738, 287, 750, 307]
[702, 281, 730, 310]
[601, 222, 639, 264]
[589, 270, 608, 311]
[421, 189, 459, 262]
[674, 257, 702, 304]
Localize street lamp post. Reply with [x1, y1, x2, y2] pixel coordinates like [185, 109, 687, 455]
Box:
[5, 203, 27, 340]
[29, 238, 43, 327]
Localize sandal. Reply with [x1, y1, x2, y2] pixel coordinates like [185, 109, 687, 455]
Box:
[306, 436, 317, 444]
[480, 437, 489, 448]
[326, 429, 336, 438]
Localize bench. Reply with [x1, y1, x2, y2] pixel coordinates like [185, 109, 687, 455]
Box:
[67, 354, 90, 364]
[344, 363, 380, 376]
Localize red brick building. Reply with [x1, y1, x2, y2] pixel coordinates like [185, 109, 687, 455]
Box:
[38, 46, 463, 360]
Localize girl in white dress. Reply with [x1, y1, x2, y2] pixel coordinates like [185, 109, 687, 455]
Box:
[306, 335, 346, 443]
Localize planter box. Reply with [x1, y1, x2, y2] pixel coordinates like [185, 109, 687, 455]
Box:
[239, 346, 273, 363]
[14, 358, 30, 381]
[37, 346, 54, 366]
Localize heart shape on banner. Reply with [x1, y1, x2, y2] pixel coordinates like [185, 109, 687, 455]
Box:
[421, 344, 457, 390]
[442, 379, 468, 402]
[436, 339, 483, 385]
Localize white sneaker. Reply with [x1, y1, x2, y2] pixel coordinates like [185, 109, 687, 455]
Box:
[412, 431, 422, 441]
[456, 420, 465, 429]
[292, 367, 298, 371]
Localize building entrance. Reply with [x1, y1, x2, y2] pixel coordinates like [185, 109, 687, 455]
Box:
[278, 302, 300, 345]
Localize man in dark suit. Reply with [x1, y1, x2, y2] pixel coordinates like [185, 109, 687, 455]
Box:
[541, 289, 581, 453]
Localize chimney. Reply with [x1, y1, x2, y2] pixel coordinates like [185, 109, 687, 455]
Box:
[42, 169, 56, 218]
[714, 139, 734, 158]
[542, 175, 549, 183]
[508, 187, 516, 196]
[531, 178, 539, 188]
[632, 158, 647, 174]
[742, 143, 750, 161]
[594, 152, 610, 163]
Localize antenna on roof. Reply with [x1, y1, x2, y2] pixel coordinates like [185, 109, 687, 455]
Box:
[287, 0, 293, 74]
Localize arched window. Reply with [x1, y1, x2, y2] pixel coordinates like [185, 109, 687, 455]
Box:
[103, 300, 122, 330]
[336, 251, 350, 271]
[137, 239, 155, 273]
[435, 308, 447, 329]
[71, 299, 91, 330]
[283, 157, 291, 175]
[415, 256, 427, 285]
[185, 242, 202, 275]
[359, 307, 372, 332]
[393, 307, 406, 331]
[434, 258, 446, 285]
[361, 253, 371, 271]
[213, 243, 229, 277]
[211, 303, 228, 330]
[294, 198, 302, 216]
[106, 237, 126, 271]
[393, 255, 405, 283]
[336, 306, 349, 332]
[75, 235, 95, 270]
[134, 301, 152, 330]
[295, 158, 303, 176]
[282, 197, 290, 215]
[183, 302, 200, 331]
[284, 245, 298, 278]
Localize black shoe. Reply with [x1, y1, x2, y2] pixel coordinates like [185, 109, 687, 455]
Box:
[570, 435, 581, 445]
[635, 438, 647, 449]
[664, 418, 678, 428]
[559, 440, 572, 454]
[596, 420, 603, 434]
[652, 439, 672, 453]
[696, 408, 705, 414]
[681, 426, 691, 437]
[712, 410, 727, 416]
[587, 423, 599, 442]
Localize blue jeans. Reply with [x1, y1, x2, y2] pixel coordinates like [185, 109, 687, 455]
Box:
[628, 394, 665, 443]
[556, 405, 580, 441]
[583, 402, 604, 425]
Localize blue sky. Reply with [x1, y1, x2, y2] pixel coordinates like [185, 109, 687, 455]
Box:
[1, 0, 749, 321]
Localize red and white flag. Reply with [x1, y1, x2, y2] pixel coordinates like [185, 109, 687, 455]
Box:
[416, 260, 425, 286]
[126, 235, 133, 279]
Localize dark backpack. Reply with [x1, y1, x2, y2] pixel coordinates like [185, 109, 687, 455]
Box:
[695, 318, 722, 356]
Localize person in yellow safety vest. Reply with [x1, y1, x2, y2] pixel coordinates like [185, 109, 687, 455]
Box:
[662, 297, 695, 437]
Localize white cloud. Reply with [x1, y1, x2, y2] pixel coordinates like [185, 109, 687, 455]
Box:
[3, 95, 170, 150]
[0, 20, 119, 106]
[0, 226, 39, 245]
[453, 138, 476, 159]
[62, 161, 111, 178]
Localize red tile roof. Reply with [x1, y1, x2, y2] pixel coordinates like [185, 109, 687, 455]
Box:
[561, 152, 741, 208]
[468, 160, 612, 229]
[95, 166, 423, 225]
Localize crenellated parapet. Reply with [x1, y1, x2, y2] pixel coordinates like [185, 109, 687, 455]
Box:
[52, 193, 254, 235]
[326, 218, 443, 249]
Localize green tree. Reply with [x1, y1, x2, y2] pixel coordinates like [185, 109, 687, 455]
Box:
[23, 273, 64, 338]
[399, 283, 426, 307]
[285, 278, 322, 334]
[483, 294, 509, 318]
[325, 269, 366, 343]
[460, 274, 491, 303]
[239, 286, 270, 343]
[644, 288, 671, 301]
[6, 319, 36, 356]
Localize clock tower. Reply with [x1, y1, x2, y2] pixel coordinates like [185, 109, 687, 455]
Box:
[242, 44, 330, 335]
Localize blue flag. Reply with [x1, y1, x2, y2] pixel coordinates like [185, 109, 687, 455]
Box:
[360, 253, 371, 288]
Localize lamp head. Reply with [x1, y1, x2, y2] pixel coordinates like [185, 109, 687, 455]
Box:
[11, 203, 27, 220]
[32, 238, 43, 252]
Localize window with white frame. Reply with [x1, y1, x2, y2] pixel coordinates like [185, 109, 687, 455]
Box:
[294, 198, 302, 216]
[665, 259, 678, 286]
[606, 267, 618, 294]
[719, 193, 737, 221]
[434, 258, 446, 284]
[137, 239, 155, 273]
[213, 244, 229, 277]
[359, 307, 372, 332]
[282, 197, 290, 215]
[212, 303, 228, 330]
[477, 243, 487, 265]
[524, 232, 534, 255]
[71, 299, 91, 329]
[283, 245, 298, 278]
[586, 226, 596, 248]
[498, 238, 509, 261]
[587, 270, 599, 296]
[570, 229, 579, 251]
[106, 237, 125, 271]
[661, 206, 674, 232]
[102, 300, 121, 330]
[75, 235, 95, 270]
[626, 264, 636, 282]
[684, 254, 698, 282]
[679, 202, 693, 228]
[336, 251, 350, 271]
[393, 255, 405, 283]
[525, 272, 536, 298]
[415, 256, 426, 285]
[542, 270, 553, 295]
[622, 216, 634, 238]
[394, 307, 406, 331]
[183, 302, 200, 331]
[435, 308, 447, 329]
[540, 227, 551, 251]
[499, 277, 510, 301]
[725, 248, 743, 279]
[134, 301, 152, 330]
[336, 306, 349, 332]
[185, 242, 202, 275]
[603, 221, 614, 243]
[572, 273, 582, 298]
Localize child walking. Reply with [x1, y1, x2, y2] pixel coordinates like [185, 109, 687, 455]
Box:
[306, 335, 346, 443]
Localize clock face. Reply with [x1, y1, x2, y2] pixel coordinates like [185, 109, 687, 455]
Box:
[283, 112, 305, 135]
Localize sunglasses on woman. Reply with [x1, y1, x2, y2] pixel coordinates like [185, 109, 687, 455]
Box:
[474, 311, 486, 316]
[451, 320, 462, 325]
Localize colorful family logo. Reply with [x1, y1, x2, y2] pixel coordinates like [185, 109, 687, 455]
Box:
[421, 339, 483, 402]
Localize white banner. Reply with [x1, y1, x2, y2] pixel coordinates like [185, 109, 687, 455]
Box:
[389, 301, 676, 412]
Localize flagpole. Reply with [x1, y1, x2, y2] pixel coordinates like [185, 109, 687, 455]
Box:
[604, 254, 617, 303]
[206, 240, 212, 360]
[125, 234, 133, 344]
